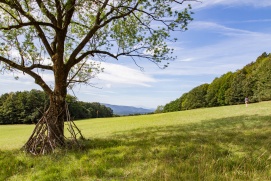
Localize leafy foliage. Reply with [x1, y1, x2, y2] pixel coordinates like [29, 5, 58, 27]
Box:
[0, 90, 49, 124]
[0, 90, 113, 124]
[163, 97, 182, 112]
[160, 52, 271, 113]
[182, 83, 209, 110]
[0, 0, 194, 90]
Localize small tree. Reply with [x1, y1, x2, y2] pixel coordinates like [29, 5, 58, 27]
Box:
[155, 105, 164, 113]
[0, 0, 194, 154]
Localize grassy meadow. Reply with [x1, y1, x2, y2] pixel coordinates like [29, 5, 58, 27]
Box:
[1, 101, 271, 180]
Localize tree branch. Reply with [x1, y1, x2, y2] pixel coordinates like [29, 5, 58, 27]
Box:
[0, 22, 60, 31]
[66, 25, 100, 70]
[35, 0, 58, 25]
[0, 5, 21, 24]
[63, 0, 76, 32]
[66, 1, 139, 70]
[175, 0, 202, 4]
[96, 0, 110, 24]
[0, 0, 55, 57]
[55, 0, 63, 27]
[13, 37, 23, 64]
[99, 2, 139, 27]
[66, 60, 87, 86]
[26, 64, 53, 71]
[0, 56, 53, 95]
[75, 46, 149, 65]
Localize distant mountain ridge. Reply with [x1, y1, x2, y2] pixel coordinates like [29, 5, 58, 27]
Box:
[103, 104, 154, 115]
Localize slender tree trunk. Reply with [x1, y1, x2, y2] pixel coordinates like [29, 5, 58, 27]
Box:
[46, 92, 66, 146]
[47, 52, 68, 145]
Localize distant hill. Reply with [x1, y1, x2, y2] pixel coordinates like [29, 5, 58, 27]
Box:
[103, 104, 154, 115]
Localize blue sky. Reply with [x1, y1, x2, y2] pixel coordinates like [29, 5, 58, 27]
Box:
[1, 0, 271, 109]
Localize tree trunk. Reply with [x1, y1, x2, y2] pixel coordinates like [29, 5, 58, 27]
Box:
[23, 53, 84, 154]
[46, 93, 66, 146]
[23, 91, 67, 154]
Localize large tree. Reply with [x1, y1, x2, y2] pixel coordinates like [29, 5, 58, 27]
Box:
[0, 0, 194, 154]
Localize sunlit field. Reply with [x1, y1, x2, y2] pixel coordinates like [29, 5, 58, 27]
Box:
[1, 101, 271, 180]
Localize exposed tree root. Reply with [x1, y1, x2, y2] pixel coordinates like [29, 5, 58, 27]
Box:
[23, 103, 84, 155]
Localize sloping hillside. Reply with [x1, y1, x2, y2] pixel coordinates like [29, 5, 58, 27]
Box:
[163, 52, 271, 112]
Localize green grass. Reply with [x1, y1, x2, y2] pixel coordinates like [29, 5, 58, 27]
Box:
[1, 101, 271, 180]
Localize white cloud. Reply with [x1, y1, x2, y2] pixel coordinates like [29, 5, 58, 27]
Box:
[178, 58, 194, 62]
[0, 69, 54, 95]
[105, 84, 112, 88]
[191, 0, 271, 9]
[0, 74, 41, 95]
[96, 62, 157, 87]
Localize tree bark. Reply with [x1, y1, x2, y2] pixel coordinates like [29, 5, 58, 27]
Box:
[46, 55, 68, 147]
[46, 92, 66, 146]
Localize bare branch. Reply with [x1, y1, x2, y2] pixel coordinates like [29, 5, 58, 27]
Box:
[131, 56, 144, 71]
[66, 60, 87, 86]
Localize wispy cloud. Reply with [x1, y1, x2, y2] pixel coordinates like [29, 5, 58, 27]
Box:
[191, 0, 271, 9]
[234, 19, 271, 24]
[189, 21, 260, 36]
[96, 62, 157, 87]
[150, 21, 271, 76]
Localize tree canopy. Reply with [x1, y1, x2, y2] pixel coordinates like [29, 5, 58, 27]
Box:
[0, 0, 194, 91]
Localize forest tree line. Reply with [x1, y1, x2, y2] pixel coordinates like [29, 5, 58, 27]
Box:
[0, 90, 113, 124]
[158, 52, 271, 113]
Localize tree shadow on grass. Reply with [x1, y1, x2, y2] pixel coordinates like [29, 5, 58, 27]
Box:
[74, 114, 271, 180]
[85, 114, 271, 149]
